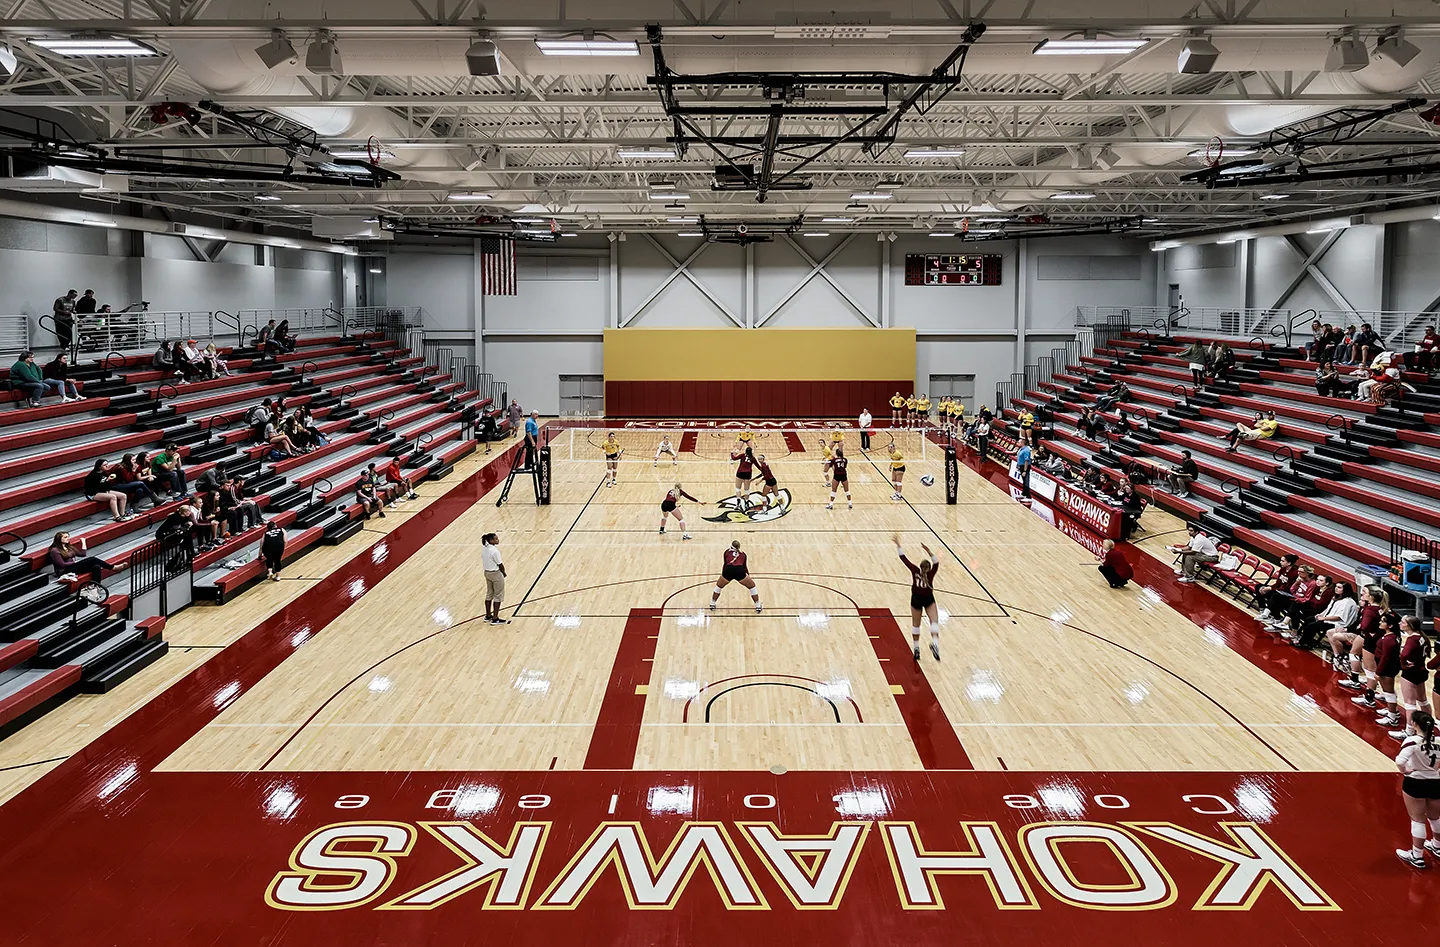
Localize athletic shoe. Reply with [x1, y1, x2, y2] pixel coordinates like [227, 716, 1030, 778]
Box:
[1351, 694, 1377, 707]
[58, 573, 78, 582]
[377, 510, 386, 518]
[1338, 678, 1364, 690]
[755, 603, 763, 613]
[1397, 849, 1429, 869]
[658, 527, 665, 534]
[408, 491, 418, 499]
[1178, 576, 1194, 583]
[653, 462, 657, 467]
[682, 533, 692, 540]
[825, 503, 833, 510]
[1389, 729, 1410, 741]
[847, 501, 853, 509]
[492, 618, 511, 625]
[1379, 714, 1401, 727]
[1256, 609, 1273, 621]
[912, 645, 921, 662]
[930, 641, 941, 660]
[1426, 840, 1440, 857]
[708, 603, 716, 611]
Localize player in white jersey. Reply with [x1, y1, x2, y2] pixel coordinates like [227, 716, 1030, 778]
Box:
[654, 434, 678, 467]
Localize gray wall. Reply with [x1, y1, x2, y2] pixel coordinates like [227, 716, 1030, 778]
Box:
[368, 232, 1162, 415]
[0, 217, 343, 346]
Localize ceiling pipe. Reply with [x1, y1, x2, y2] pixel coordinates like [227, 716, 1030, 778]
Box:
[1150, 201, 1440, 248]
[0, 196, 358, 253]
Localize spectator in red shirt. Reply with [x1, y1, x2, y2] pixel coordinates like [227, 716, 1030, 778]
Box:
[1415, 325, 1437, 374]
[382, 459, 418, 501]
[1096, 539, 1133, 589]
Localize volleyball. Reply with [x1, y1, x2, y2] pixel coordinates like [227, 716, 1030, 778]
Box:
[921, 475, 936, 486]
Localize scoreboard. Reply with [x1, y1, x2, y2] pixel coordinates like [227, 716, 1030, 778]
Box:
[904, 253, 1002, 286]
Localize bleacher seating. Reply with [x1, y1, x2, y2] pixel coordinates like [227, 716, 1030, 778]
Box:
[1000, 328, 1440, 582]
[0, 329, 512, 736]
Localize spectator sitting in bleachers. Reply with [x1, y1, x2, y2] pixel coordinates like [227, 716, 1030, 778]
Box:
[1314, 360, 1359, 398]
[273, 319, 297, 353]
[355, 469, 386, 519]
[1351, 323, 1381, 368]
[294, 406, 327, 447]
[1206, 341, 1236, 380]
[1114, 480, 1144, 539]
[48, 531, 109, 581]
[1266, 572, 1334, 635]
[1164, 450, 1199, 498]
[285, 413, 317, 452]
[221, 477, 260, 533]
[262, 416, 300, 458]
[1223, 410, 1277, 453]
[150, 443, 188, 498]
[84, 458, 134, 522]
[8, 351, 51, 407]
[1095, 381, 1130, 412]
[153, 339, 177, 374]
[195, 462, 227, 496]
[172, 340, 205, 382]
[382, 457, 419, 501]
[202, 342, 229, 377]
[1303, 320, 1325, 360]
[1415, 325, 1437, 374]
[1310, 323, 1341, 363]
[179, 495, 224, 551]
[115, 454, 162, 509]
[42, 353, 84, 402]
[256, 319, 279, 361]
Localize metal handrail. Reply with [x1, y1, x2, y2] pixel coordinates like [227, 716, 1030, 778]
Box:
[337, 384, 356, 402]
[1170, 383, 1192, 404]
[1270, 444, 1297, 468]
[300, 360, 318, 378]
[240, 324, 259, 347]
[1248, 337, 1267, 351]
[213, 309, 240, 346]
[0, 529, 27, 564]
[310, 476, 332, 505]
[155, 382, 178, 400]
[101, 351, 126, 372]
[1276, 308, 1319, 349]
[208, 413, 234, 431]
[1326, 413, 1351, 444]
[1220, 476, 1247, 508]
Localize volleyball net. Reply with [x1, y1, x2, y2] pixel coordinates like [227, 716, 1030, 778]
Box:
[544, 426, 935, 463]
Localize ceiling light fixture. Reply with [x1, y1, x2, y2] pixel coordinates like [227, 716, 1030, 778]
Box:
[1306, 223, 1342, 233]
[616, 147, 677, 159]
[648, 180, 676, 190]
[0, 44, 16, 75]
[1188, 146, 1257, 159]
[1033, 33, 1148, 56]
[81, 219, 117, 227]
[535, 37, 639, 57]
[29, 35, 159, 57]
[305, 29, 343, 75]
[850, 192, 892, 200]
[328, 148, 395, 160]
[446, 192, 492, 202]
[928, 232, 956, 237]
[877, 179, 903, 189]
[904, 147, 965, 158]
[666, 216, 699, 223]
[821, 216, 855, 223]
[971, 216, 1009, 223]
[1049, 192, 1096, 199]
[677, 231, 704, 236]
[368, 268, 383, 274]
[803, 231, 830, 237]
[1260, 193, 1290, 200]
[254, 194, 283, 201]
[649, 192, 689, 200]
[255, 29, 297, 69]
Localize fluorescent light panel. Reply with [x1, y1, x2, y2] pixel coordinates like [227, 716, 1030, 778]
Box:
[30, 36, 159, 56]
[536, 39, 639, 56]
[677, 231, 704, 237]
[905, 147, 965, 158]
[850, 192, 891, 200]
[617, 148, 676, 159]
[928, 232, 955, 237]
[446, 192, 492, 201]
[803, 231, 830, 236]
[328, 149, 395, 160]
[254, 194, 283, 202]
[1033, 37, 1148, 55]
[821, 216, 855, 223]
[1049, 192, 1096, 199]
[666, 216, 698, 222]
[649, 192, 689, 200]
[1260, 193, 1290, 200]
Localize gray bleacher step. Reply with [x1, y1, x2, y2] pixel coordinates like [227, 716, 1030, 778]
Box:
[1347, 423, 1399, 445]
[308, 394, 340, 409]
[187, 440, 237, 464]
[294, 503, 342, 529]
[1310, 492, 1440, 542]
[246, 473, 286, 496]
[321, 517, 365, 545]
[1366, 409, 1427, 430]
[429, 462, 455, 480]
[289, 383, 321, 396]
[1217, 499, 1266, 528]
[104, 393, 158, 414]
[1313, 442, 1371, 463]
[131, 406, 178, 427]
[9, 602, 108, 648]
[266, 486, 311, 512]
[229, 458, 263, 479]
[0, 582, 68, 626]
[1245, 483, 1293, 508]
[0, 569, 43, 605]
[33, 616, 131, 668]
[81, 637, 168, 694]
[1266, 471, 1317, 495]
[1292, 456, 1344, 479]
[1198, 511, 1239, 539]
[81, 380, 136, 398]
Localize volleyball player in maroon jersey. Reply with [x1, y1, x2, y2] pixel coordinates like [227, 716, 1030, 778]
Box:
[824, 445, 852, 510]
[754, 453, 778, 506]
[710, 540, 762, 613]
[893, 533, 941, 660]
[1374, 612, 1403, 729]
[658, 484, 696, 540]
[1395, 616, 1434, 740]
[732, 446, 756, 503]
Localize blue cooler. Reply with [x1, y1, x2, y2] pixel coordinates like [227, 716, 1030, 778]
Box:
[1402, 551, 1432, 592]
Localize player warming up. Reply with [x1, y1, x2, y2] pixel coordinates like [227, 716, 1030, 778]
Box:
[817, 435, 834, 485]
[824, 445, 852, 510]
[710, 540, 762, 613]
[654, 433, 679, 466]
[732, 443, 757, 502]
[755, 453, 778, 504]
[894, 533, 941, 660]
[659, 483, 696, 539]
[601, 431, 623, 487]
[887, 440, 907, 500]
[889, 391, 905, 428]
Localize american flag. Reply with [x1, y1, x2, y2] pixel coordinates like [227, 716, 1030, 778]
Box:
[480, 235, 517, 296]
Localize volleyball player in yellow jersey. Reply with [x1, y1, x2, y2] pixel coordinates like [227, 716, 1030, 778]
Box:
[889, 391, 905, 428]
[904, 394, 918, 428]
[917, 393, 931, 427]
[948, 397, 964, 436]
[601, 431, 623, 487]
[817, 435, 835, 484]
[887, 440, 906, 500]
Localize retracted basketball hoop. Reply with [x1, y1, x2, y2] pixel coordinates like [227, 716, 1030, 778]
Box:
[1204, 135, 1225, 168]
[366, 135, 384, 165]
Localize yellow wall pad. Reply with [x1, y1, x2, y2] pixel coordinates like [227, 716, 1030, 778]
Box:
[604, 327, 916, 382]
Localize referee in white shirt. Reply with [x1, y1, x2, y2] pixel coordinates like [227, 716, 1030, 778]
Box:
[482, 532, 509, 624]
[858, 408, 873, 451]
[1166, 524, 1219, 583]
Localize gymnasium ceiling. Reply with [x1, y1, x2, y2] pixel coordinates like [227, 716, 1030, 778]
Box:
[5, 0, 1440, 245]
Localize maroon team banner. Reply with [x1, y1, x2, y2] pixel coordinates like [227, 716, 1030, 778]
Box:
[1008, 460, 1122, 539]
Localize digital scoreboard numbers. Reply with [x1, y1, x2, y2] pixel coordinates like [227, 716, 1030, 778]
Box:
[904, 253, 1002, 286]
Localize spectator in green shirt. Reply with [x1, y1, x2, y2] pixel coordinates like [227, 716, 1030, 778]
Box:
[150, 442, 188, 497]
[8, 351, 48, 407]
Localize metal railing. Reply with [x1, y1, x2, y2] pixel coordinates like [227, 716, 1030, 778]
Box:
[74, 309, 219, 357]
[128, 531, 193, 619]
[0, 314, 29, 357]
[1077, 305, 1291, 340]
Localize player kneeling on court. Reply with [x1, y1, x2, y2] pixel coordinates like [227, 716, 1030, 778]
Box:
[654, 433, 678, 467]
[481, 532, 510, 624]
[711, 540, 762, 613]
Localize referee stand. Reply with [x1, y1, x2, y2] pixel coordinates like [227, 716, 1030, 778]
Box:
[496, 435, 552, 507]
